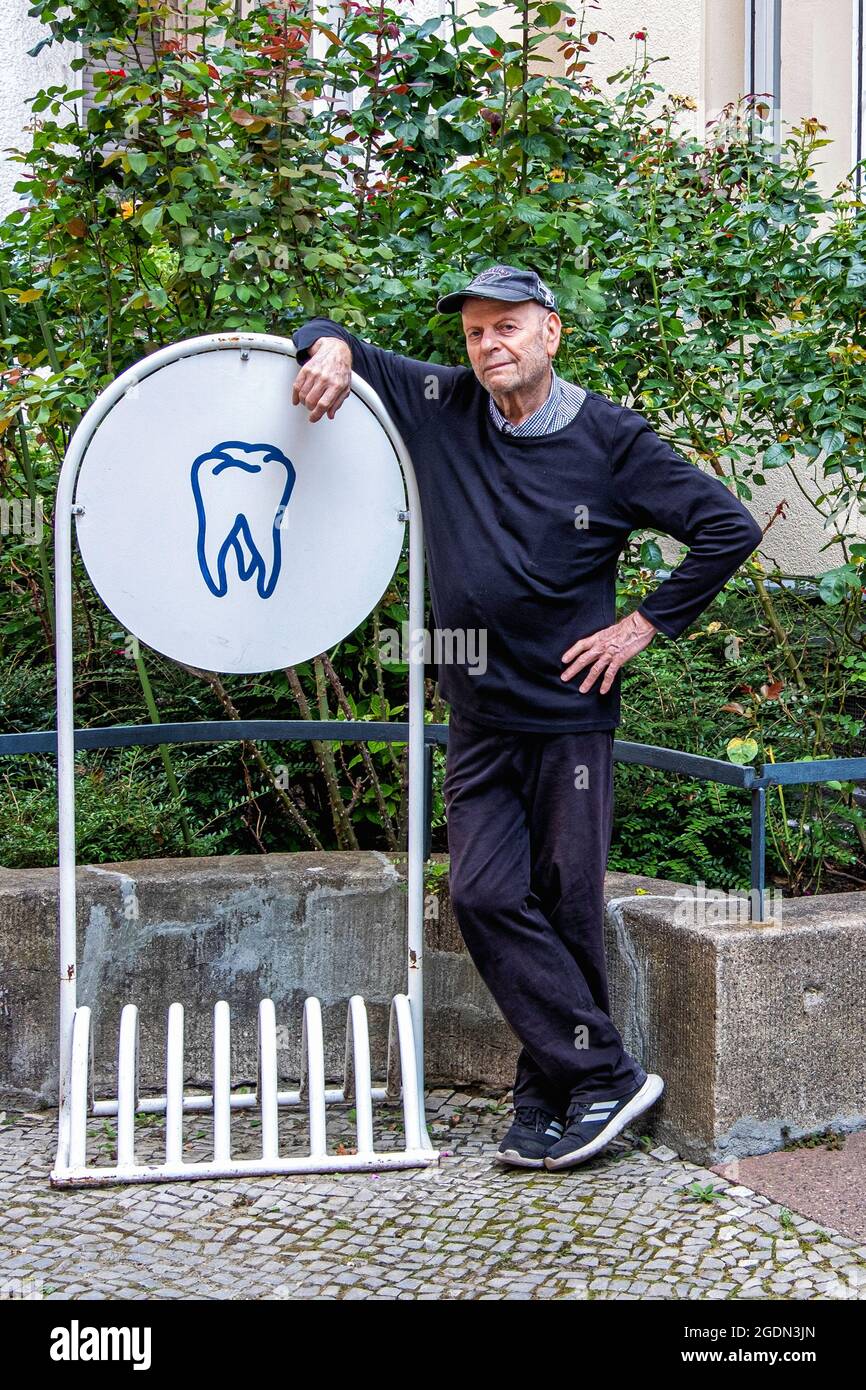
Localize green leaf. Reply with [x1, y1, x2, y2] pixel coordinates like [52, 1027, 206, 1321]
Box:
[560, 213, 587, 244]
[762, 443, 790, 469]
[845, 256, 866, 289]
[120, 290, 150, 313]
[140, 206, 164, 236]
[513, 200, 549, 227]
[819, 429, 845, 458]
[640, 539, 664, 568]
[817, 564, 859, 605]
[726, 737, 759, 765]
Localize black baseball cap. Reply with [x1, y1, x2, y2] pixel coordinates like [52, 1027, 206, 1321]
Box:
[436, 263, 558, 315]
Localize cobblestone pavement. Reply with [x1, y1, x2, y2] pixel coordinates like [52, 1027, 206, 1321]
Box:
[2, 1089, 865, 1301]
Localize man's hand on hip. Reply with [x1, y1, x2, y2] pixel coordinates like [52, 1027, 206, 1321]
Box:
[560, 610, 657, 694]
[291, 337, 353, 422]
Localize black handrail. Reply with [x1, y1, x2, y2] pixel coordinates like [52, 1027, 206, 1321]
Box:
[2, 720, 863, 921]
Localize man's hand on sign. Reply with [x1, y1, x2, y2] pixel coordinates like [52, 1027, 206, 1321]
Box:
[291, 337, 353, 422]
[560, 610, 657, 695]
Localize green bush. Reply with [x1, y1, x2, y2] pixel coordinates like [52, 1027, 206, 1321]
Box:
[1, 1, 863, 890]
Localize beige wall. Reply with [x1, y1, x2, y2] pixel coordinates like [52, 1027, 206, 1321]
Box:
[778, 0, 859, 192]
[463, 0, 860, 196]
[702, 0, 745, 135]
[455, 0, 864, 572]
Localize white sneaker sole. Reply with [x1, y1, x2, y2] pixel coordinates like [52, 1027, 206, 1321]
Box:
[543, 1074, 665, 1171]
[494, 1148, 546, 1169]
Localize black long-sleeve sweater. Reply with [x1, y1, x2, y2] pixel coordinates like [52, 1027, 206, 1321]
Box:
[292, 317, 763, 732]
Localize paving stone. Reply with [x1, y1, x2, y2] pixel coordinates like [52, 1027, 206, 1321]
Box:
[2, 1087, 864, 1301]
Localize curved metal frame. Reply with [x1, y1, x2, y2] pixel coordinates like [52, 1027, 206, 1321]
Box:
[51, 332, 437, 1183]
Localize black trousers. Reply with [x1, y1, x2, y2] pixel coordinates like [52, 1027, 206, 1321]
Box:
[443, 705, 647, 1116]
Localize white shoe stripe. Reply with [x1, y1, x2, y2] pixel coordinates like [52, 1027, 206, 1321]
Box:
[544, 1077, 665, 1170]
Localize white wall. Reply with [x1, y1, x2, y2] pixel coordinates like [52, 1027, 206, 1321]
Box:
[0, 0, 75, 218]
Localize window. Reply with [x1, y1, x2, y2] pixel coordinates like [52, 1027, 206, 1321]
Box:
[855, 0, 865, 190]
[744, 0, 782, 157]
[80, 1, 188, 119]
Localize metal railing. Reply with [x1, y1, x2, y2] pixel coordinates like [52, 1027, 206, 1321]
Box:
[1, 719, 863, 921]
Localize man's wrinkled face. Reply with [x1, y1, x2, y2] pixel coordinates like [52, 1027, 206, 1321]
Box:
[461, 297, 561, 395]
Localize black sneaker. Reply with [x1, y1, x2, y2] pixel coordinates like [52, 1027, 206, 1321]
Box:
[543, 1074, 665, 1171]
[494, 1106, 566, 1169]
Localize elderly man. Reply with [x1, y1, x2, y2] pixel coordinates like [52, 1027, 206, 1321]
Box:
[291, 264, 763, 1172]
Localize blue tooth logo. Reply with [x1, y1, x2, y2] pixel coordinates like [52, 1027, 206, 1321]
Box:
[191, 441, 296, 600]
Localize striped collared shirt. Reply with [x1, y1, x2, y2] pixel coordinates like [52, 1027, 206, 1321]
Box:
[488, 365, 587, 436]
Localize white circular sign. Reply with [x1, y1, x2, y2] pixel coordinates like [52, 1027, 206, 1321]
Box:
[73, 345, 406, 673]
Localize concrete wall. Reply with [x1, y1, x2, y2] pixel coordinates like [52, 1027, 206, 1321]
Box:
[2, 851, 864, 1165]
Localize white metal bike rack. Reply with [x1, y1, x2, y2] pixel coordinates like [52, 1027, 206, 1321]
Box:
[51, 332, 439, 1185]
